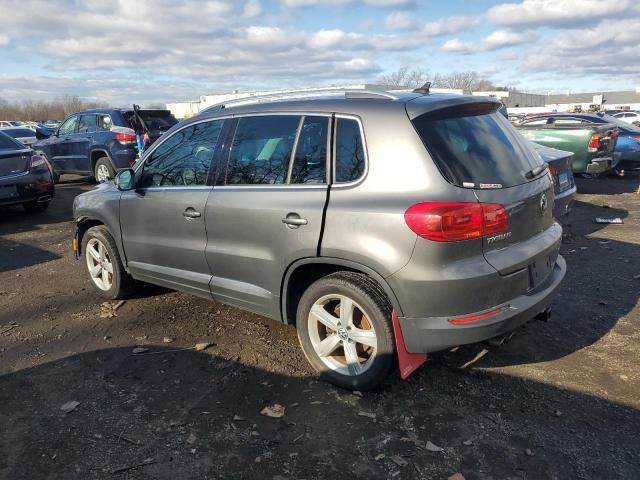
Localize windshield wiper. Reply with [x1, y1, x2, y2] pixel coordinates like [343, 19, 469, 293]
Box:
[525, 163, 548, 179]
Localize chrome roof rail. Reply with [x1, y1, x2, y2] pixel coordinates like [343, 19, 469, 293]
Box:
[199, 88, 402, 114]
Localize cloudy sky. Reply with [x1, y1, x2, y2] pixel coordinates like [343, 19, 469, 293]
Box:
[1, 0, 639, 106]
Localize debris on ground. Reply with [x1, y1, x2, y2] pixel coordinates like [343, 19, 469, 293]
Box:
[594, 217, 623, 224]
[110, 458, 155, 474]
[132, 347, 149, 354]
[194, 342, 212, 351]
[525, 448, 534, 456]
[390, 455, 408, 467]
[357, 411, 376, 419]
[425, 440, 444, 452]
[461, 349, 489, 369]
[113, 300, 126, 311]
[374, 453, 385, 461]
[448, 474, 466, 480]
[60, 400, 80, 414]
[186, 432, 197, 444]
[163, 337, 174, 343]
[260, 404, 285, 418]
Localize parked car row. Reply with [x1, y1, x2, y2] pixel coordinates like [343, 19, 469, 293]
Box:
[515, 113, 640, 174]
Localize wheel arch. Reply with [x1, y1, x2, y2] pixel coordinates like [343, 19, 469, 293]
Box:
[76, 216, 127, 270]
[280, 257, 403, 325]
[90, 150, 115, 172]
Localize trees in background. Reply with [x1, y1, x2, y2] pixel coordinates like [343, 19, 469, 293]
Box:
[0, 96, 108, 121]
[377, 67, 517, 93]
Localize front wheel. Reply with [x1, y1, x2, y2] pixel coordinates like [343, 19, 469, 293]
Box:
[296, 272, 396, 391]
[82, 226, 135, 299]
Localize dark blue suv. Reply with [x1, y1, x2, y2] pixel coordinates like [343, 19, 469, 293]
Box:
[35, 108, 178, 182]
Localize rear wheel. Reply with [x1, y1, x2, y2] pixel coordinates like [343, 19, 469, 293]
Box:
[296, 272, 395, 390]
[94, 157, 115, 183]
[82, 225, 135, 299]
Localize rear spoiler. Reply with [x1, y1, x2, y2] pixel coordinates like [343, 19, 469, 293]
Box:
[405, 95, 502, 120]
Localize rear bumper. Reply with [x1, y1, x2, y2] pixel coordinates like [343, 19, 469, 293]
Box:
[398, 255, 566, 353]
[0, 170, 55, 207]
[585, 156, 617, 174]
[553, 185, 576, 217]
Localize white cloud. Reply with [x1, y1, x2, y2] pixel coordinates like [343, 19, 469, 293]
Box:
[420, 16, 480, 38]
[282, 0, 413, 7]
[487, 0, 637, 28]
[244, 0, 263, 17]
[384, 12, 416, 31]
[0, 34, 9, 47]
[443, 29, 533, 54]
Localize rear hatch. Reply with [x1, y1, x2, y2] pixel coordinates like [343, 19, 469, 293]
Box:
[123, 110, 178, 142]
[410, 101, 560, 290]
[0, 134, 31, 178]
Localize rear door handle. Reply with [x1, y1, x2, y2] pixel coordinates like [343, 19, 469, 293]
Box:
[183, 208, 201, 219]
[282, 216, 308, 227]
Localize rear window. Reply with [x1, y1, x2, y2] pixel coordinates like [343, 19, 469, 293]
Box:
[413, 105, 543, 188]
[2, 128, 34, 138]
[0, 132, 22, 149]
[124, 110, 178, 134]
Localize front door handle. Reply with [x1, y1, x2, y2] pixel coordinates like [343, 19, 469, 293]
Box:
[183, 208, 201, 219]
[282, 214, 308, 227]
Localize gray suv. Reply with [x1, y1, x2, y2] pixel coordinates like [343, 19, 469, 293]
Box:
[73, 90, 566, 390]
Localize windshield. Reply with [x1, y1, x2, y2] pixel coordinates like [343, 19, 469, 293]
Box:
[412, 107, 543, 188]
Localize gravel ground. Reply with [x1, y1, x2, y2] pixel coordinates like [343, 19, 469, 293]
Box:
[1, 174, 639, 480]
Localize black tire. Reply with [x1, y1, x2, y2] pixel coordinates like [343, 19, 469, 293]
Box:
[23, 201, 50, 214]
[296, 271, 396, 391]
[94, 157, 115, 183]
[81, 225, 135, 299]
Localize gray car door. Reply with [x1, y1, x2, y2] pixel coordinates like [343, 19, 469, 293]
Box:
[204, 114, 330, 319]
[119, 118, 224, 297]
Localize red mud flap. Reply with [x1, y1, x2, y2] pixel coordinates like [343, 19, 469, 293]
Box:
[391, 310, 427, 380]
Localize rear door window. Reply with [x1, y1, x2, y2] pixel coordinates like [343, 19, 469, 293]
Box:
[225, 115, 300, 185]
[97, 115, 113, 131]
[335, 118, 365, 183]
[413, 105, 543, 188]
[290, 116, 328, 184]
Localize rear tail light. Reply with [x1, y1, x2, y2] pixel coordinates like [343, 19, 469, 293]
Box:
[548, 164, 557, 176]
[448, 305, 510, 325]
[404, 202, 508, 242]
[587, 133, 600, 152]
[111, 126, 137, 145]
[30, 154, 46, 169]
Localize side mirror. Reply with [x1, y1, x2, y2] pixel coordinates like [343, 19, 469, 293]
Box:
[114, 168, 135, 191]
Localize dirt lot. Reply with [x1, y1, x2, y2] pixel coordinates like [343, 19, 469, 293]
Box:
[1, 175, 639, 480]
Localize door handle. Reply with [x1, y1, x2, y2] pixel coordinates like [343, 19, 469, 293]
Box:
[282, 215, 308, 227]
[183, 208, 201, 219]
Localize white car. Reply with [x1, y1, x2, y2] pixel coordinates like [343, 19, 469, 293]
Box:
[613, 111, 640, 125]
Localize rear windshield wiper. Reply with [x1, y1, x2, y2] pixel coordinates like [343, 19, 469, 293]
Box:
[525, 163, 548, 180]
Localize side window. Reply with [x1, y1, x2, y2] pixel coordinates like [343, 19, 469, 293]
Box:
[97, 115, 113, 131]
[335, 118, 365, 183]
[225, 115, 300, 185]
[77, 115, 97, 133]
[58, 116, 79, 135]
[139, 120, 223, 188]
[290, 116, 328, 184]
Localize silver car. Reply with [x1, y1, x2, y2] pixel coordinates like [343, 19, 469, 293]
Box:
[73, 89, 566, 390]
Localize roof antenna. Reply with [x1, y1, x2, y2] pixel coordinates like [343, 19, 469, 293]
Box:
[413, 82, 431, 95]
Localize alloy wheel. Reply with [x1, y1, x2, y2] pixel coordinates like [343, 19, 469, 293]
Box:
[307, 293, 378, 376]
[85, 238, 113, 291]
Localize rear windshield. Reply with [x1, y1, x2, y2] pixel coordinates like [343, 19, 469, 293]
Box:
[0, 132, 22, 149]
[413, 105, 544, 188]
[3, 128, 34, 137]
[124, 110, 178, 134]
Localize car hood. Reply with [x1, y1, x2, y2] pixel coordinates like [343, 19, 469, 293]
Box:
[73, 181, 120, 220]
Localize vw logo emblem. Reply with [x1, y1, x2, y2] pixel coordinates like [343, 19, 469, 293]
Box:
[540, 194, 548, 213]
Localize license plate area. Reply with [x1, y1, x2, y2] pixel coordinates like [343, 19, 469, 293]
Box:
[558, 172, 570, 191]
[528, 250, 557, 290]
[0, 185, 18, 200]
